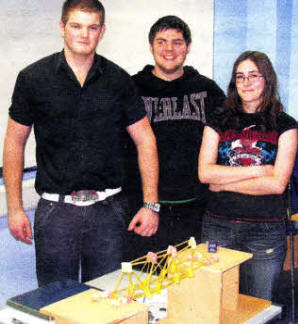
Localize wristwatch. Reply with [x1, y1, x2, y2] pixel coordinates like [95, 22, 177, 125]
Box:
[143, 202, 161, 213]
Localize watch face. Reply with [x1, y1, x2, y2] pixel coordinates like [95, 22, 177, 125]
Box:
[152, 203, 160, 212]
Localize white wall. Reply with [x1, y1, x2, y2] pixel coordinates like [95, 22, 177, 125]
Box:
[0, 0, 214, 168]
[0, 179, 38, 217]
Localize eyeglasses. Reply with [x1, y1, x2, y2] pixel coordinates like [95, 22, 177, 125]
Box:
[235, 74, 264, 83]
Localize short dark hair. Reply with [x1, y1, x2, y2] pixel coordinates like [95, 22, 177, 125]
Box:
[61, 0, 105, 25]
[222, 51, 282, 129]
[149, 15, 192, 45]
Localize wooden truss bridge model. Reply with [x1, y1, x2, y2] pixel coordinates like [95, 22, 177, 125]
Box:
[41, 239, 273, 324]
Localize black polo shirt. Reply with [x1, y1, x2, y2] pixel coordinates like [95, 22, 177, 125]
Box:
[9, 51, 146, 194]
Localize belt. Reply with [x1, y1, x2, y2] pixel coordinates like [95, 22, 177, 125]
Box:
[159, 198, 197, 204]
[41, 188, 122, 207]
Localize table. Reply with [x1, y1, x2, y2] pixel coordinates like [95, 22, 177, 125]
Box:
[0, 268, 282, 324]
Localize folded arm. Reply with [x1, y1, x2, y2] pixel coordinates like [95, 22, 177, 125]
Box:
[198, 126, 273, 185]
[210, 128, 297, 195]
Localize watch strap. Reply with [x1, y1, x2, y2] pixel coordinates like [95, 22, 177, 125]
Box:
[143, 202, 161, 213]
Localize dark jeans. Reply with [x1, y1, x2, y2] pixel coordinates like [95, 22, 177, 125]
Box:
[123, 199, 205, 262]
[34, 192, 127, 286]
[201, 213, 287, 300]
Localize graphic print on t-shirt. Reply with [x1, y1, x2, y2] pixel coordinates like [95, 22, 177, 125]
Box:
[218, 125, 278, 166]
[141, 91, 207, 123]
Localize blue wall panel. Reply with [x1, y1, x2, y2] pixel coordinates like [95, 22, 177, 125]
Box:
[214, 0, 247, 93]
[247, 0, 277, 60]
[214, 0, 297, 119]
[288, 0, 298, 118]
[276, 0, 292, 109]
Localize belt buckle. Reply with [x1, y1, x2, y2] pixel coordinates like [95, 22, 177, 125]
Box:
[71, 190, 98, 202]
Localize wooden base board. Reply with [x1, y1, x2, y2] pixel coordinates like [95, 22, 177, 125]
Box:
[283, 235, 298, 270]
[221, 294, 271, 323]
[158, 294, 271, 324]
[40, 289, 148, 324]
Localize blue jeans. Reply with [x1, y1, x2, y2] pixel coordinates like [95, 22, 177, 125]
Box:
[34, 192, 127, 286]
[201, 213, 287, 300]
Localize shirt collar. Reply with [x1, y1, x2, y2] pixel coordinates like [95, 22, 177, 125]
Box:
[55, 50, 104, 75]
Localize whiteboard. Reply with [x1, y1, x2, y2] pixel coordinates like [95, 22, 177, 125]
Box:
[0, 0, 214, 167]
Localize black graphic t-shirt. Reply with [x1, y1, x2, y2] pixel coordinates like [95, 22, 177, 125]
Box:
[207, 111, 297, 221]
[123, 65, 225, 201]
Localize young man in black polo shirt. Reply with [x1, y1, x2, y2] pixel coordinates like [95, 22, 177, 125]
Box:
[3, 0, 159, 286]
[124, 16, 225, 260]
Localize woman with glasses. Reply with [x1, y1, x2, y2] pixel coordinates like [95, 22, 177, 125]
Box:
[198, 51, 297, 300]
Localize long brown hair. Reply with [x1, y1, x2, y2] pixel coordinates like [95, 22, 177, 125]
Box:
[221, 51, 283, 129]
